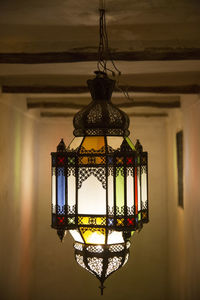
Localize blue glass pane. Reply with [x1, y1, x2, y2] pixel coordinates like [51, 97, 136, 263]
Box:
[57, 167, 65, 214]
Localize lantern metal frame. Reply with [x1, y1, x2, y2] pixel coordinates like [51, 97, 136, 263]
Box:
[51, 136, 148, 234]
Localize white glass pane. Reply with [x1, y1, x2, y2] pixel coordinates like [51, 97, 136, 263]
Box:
[142, 172, 147, 208]
[123, 253, 129, 266]
[107, 230, 125, 244]
[68, 170, 76, 208]
[52, 167, 56, 213]
[78, 174, 106, 215]
[107, 136, 123, 152]
[69, 229, 84, 243]
[68, 137, 83, 151]
[85, 232, 105, 244]
[127, 170, 134, 215]
[108, 168, 114, 215]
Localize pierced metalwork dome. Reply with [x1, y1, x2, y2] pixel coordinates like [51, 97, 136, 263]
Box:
[73, 71, 130, 137]
[74, 241, 130, 295]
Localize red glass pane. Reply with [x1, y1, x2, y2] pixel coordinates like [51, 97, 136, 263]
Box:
[57, 156, 65, 165]
[127, 157, 133, 165]
[127, 218, 134, 225]
[58, 216, 65, 224]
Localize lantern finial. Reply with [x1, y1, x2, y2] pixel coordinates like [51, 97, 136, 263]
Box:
[99, 282, 105, 296]
[135, 139, 143, 153]
[57, 138, 66, 152]
[57, 229, 65, 242]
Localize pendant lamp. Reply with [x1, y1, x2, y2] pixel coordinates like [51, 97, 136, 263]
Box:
[51, 2, 149, 295]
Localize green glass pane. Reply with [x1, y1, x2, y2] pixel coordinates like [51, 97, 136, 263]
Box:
[125, 137, 136, 150]
[116, 167, 124, 215]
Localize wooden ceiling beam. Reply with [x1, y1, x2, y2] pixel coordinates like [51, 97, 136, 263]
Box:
[27, 100, 180, 109]
[3, 84, 200, 94]
[0, 48, 200, 64]
[40, 111, 168, 118]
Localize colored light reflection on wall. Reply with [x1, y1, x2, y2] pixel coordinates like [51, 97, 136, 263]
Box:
[18, 117, 35, 300]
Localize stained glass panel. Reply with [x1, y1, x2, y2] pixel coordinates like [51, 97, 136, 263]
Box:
[80, 227, 106, 244]
[69, 229, 84, 243]
[78, 174, 106, 215]
[127, 168, 134, 216]
[80, 136, 105, 153]
[137, 166, 141, 213]
[78, 216, 106, 226]
[68, 137, 83, 151]
[125, 137, 136, 150]
[141, 170, 147, 209]
[57, 167, 65, 214]
[116, 167, 124, 216]
[107, 230, 124, 244]
[107, 136, 123, 152]
[52, 167, 56, 213]
[134, 168, 138, 215]
[68, 168, 76, 211]
[108, 167, 114, 216]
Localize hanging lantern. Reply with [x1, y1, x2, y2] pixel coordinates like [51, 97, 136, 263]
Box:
[51, 71, 149, 293]
[51, 2, 149, 294]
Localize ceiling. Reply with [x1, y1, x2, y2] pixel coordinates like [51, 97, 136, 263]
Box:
[0, 0, 199, 117]
[0, 0, 199, 53]
[0, 0, 199, 25]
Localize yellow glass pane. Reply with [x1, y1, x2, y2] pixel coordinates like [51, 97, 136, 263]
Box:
[78, 217, 106, 226]
[79, 156, 105, 165]
[78, 156, 88, 164]
[142, 211, 147, 219]
[80, 227, 106, 244]
[95, 157, 105, 164]
[80, 136, 105, 153]
[117, 218, 124, 226]
[116, 157, 123, 164]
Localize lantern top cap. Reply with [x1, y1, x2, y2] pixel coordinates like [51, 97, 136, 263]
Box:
[73, 71, 130, 137]
[87, 71, 115, 102]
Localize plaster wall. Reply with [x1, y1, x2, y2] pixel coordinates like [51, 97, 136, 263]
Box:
[0, 94, 38, 300]
[4, 92, 200, 300]
[31, 115, 168, 300]
[167, 95, 200, 300]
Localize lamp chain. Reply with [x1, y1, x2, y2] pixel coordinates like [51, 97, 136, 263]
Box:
[97, 4, 121, 76]
[97, 1, 133, 102]
[99, 0, 105, 10]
